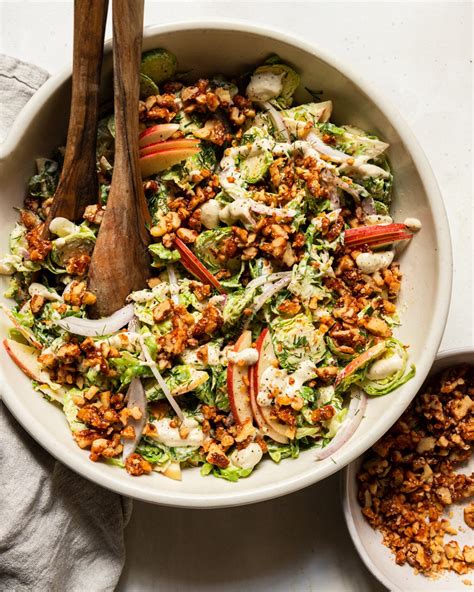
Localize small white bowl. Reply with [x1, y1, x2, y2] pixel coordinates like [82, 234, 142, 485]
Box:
[343, 348, 474, 592]
[0, 20, 452, 508]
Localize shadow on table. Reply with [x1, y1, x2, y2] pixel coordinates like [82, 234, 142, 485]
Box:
[117, 474, 385, 592]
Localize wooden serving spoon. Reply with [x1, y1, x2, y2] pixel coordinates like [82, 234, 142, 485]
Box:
[87, 0, 151, 317]
[42, 0, 109, 234]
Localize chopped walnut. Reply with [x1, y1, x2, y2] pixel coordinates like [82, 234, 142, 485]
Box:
[152, 299, 173, 323]
[206, 442, 229, 469]
[465, 503, 474, 529]
[83, 204, 105, 225]
[192, 305, 223, 339]
[30, 294, 45, 315]
[150, 212, 181, 238]
[357, 363, 474, 578]
[125, 453, 152, 476]
[66, 254, 91, 276]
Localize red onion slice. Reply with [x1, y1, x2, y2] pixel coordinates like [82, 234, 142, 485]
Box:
[138, 334, 184, 421]
[258, 101, 291, 142]
[362, 196, 376, 216]
[121, 377, 147, 462]
[55, 303, 135, 337]
[245, 276, 291, 323]
[306, 130, 350, 163]
[246, 271, 292, 292]
[314, 390, 368, 461]
[248, 199, 297, 218]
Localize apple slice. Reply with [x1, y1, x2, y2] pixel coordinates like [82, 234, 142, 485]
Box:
[139, 147, 200, 178]
[3, 338, 65, 404]
[250, 328, 295, 443]
[163, 461, 182, 481]
[153, 460, 182, 481]
[139, 138, 200, 157]
[227, 330, 254, 425]
[3, 338, 49, 380]
[334, 341, 387, 388]
[1, 304, 42, 349]
[174, 238, 226, 294]
[344, 224, 413, 248]
[139, 123, 180, 148]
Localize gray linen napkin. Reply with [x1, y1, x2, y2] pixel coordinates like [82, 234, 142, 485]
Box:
[0, 54, 132, 592]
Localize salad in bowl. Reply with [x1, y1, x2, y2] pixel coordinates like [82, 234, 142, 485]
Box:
[0, 48, 419, 483]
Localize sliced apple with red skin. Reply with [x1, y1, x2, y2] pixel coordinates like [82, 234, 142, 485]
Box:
[250, 328, 295, 442]
[3, 338, 49, 380]
[1, 304, 42, 349]
[344, 224, 413, 248]
[227, 330, 255, 425]
[3, 338, 65, 404]
[174, 238, 226, 294]
[334, 341, 387, 388]
[139, 138, 200, 157]
[139, 147, 200, 178]
[138, 123, 180, 148]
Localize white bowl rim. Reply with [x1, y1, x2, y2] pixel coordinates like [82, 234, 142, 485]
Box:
[0, 19, 453, 508]
[341, 347, 474, 591]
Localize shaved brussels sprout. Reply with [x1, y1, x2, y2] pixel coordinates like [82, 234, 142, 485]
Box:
[140, 48, 177, 84]
[247, 55, 300, 108]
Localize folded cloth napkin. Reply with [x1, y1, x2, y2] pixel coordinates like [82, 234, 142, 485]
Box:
[0, 54, 132, 592]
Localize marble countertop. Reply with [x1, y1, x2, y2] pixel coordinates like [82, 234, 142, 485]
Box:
[1, 2, 472, 590]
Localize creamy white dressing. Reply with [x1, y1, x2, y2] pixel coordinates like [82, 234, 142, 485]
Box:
[227, 347, 259, 366]
[200, 199, 221, 229]
[403, 217, 422, 232]
[366, 353, 404, 380]
[28, 282, 62, 302]
[246, 72, 284, 102]
[181, 343, 223, 366]
[49, 217, 80, 237]
[257, 360, 317, 407]
[0, 256, 18, 275]
[129, 290, 156, 303]
[286, 359, 318, 397]
[151, 417, 204, 448]
[230, 443, 263, 470]
[219, 199, 254, 226]
[356, 251, 394, 274]
[364, 214, 393, 226]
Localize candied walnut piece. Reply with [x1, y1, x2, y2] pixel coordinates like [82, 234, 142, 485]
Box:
[83, 204, 105, 225]
[30, 294, 45, 315]
[152, 299, 173, 323]
[25, 223, 52, 261]
[66, 254, 91, 276]
[125, 453, 152, 476]
[356, 363, 474, 578]
[192, 305, 223, 339]
[465, 503, 474, 529]
[277, 299, 301, 317]
[206, 442, 229, 469]
[73, 429, 102, 449]
[362, 316, 392, 338]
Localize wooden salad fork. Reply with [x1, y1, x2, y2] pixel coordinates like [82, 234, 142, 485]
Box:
[42, 0, 109, 235]
[88, 0, 151, 317]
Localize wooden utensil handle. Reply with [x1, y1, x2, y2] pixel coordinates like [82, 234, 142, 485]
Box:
[87, 0, 150, 316]
[111, 0, 150, 225]
[47, 0, 108, 223]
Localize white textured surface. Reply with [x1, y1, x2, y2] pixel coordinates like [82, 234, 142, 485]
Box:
[1, 2, 472, 591]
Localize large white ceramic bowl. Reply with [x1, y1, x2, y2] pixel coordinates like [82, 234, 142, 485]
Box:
[0, 21, 452, 508]
[343, 349, 474, 591]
